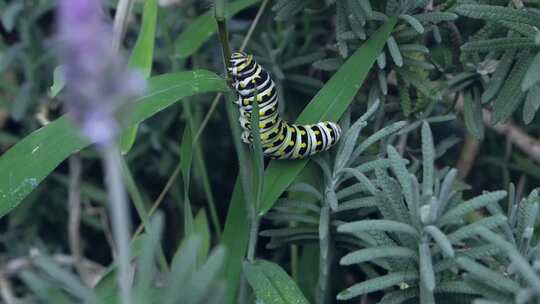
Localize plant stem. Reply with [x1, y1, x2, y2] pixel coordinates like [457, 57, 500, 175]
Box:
[317, 205, 332, 304]
[101, 143, 132, 304]
[112, 0, 135, 51]
[68, 154, 86, 283]
[246, 215, 260, 262]
[119, 157, 169, 273]
[215, 2, 232, 73]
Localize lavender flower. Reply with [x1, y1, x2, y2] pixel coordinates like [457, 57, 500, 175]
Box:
[58, 0, 145, 145]
[57, 2, 142, 304]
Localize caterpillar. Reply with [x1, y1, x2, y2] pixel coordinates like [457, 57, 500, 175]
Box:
[228, 51, 342, 159]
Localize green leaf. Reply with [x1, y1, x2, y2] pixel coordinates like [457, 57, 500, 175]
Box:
[340, 246, 417, 265]
[313, 58, 343, 71]
[273, 0, 306, 21]
[181, 123, 194, 236]
[20, 271, 74, 304]
[337, 271, 418, 300]
[457, 257, 520, 293]
[421, 122, 435, 196]
[447, 215, 507, 244]
[257, 19, 398, 215]
[33, 255, 99, 303]
[439, 191, 507, 225]
[463, 90, 484, 139]
[0, 71, 228, 218]
[482, 49, 515, 104]
[419, 242, 435, 292]
[120, 0, 158, 154]
[400, 14, 424, 33]
[424, 225, 454, 257]
[49, 65, 66, 98]
[297, 245, 319, 303]
[387, 36, 403, 67]
[413, 12, 458, 23]
[455, 4, 540, 27]
[163, 236, 202, 304]
[461, 38, 536, 52]
[387, 146, 417, 224]
[1, 2, 23, 32]
[396, 68, 441, 100]
[338, 219, 419, 238]
[492, 49, 532, 124]
[244, 260, 309, 304]
[351, 120, 407, 161]
[523, 84, 540, 124]
[127, 0, 157, 78]
[194, 209, 211, 265]
[175, 0, 259, 59]
[522, 52, 540, 91]
[221, 179, 250, 304]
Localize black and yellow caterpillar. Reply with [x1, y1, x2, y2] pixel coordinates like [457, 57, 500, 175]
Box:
[228, 51, 342, 159]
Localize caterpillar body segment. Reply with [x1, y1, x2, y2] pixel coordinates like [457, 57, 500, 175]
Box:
[228, 51, 342, 159]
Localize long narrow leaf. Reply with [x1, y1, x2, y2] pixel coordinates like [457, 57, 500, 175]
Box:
[0, 71, 228, 218]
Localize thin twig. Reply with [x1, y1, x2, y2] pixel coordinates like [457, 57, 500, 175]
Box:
[133, 163, 182, 239]
[456, 133, 480, 181]
[456, 96, 540, 164]
[68, 154, 89, 284]
[112, 0, 135, 51]
[239, 0, 269, 51]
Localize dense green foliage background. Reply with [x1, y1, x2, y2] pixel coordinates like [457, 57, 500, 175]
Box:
[2, 0, 540, 303]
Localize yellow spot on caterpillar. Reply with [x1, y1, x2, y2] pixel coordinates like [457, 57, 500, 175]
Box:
[301, 143, 307, 148]
[317, 141, 322, 145]
[300, 131, 306, 135]
[314, 130, 320, 135]
[289, 141, 294, 146]
[279, 135, 284, 140]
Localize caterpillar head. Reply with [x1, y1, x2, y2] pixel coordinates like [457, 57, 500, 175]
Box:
[229, 51, 253, 76]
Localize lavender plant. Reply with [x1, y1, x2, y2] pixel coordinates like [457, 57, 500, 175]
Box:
[58, 0, 145, 303]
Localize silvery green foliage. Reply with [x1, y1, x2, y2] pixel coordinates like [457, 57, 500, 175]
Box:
[454, 187, 540, 304]
[261, 101, 407, 302]
[336, 121, 508, 303]
[272, 0, 454, 116]
[19, 213, 227, 304]
[455, 2, 540, 125]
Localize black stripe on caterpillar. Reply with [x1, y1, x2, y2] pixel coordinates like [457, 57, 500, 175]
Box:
[228, 51, 342, 159]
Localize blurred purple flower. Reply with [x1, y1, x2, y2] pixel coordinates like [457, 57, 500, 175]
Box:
[58, 0, 145, 145]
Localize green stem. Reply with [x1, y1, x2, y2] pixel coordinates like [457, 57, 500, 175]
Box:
[101, 143, 132, 304]
[215, 2, 232, 76]
[246, 215, 260, 262]
[120, 157, 169, 273]
[317, 205, 332, 304]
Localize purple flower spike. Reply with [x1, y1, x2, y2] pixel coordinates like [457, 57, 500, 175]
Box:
[58, 0, 145, 145]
